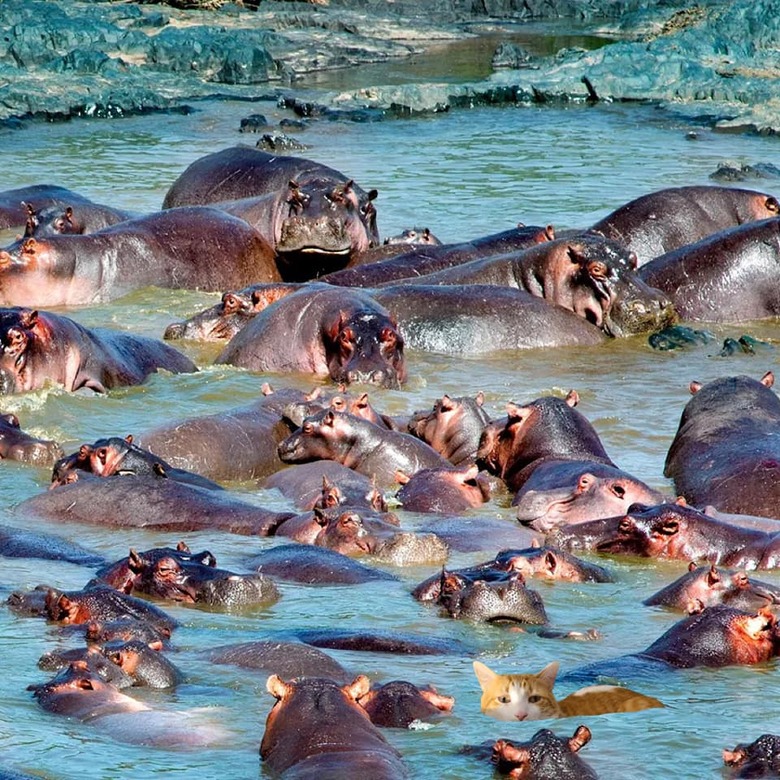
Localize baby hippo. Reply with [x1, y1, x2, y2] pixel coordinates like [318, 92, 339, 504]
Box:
[395, 463, 491, 514]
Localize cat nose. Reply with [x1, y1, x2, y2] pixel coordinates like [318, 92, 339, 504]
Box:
[515, 713, 527, 721]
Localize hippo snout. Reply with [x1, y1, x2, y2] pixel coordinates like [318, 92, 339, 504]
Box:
[608, 291, 678, 337]
[344, 368, 398, 388]
[278, 215, 351, 255]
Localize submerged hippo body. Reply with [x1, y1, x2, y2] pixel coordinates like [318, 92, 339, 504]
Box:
[260, 675, 409, 779]
[394, 464, 491, 514]
[0, 523, 105, 566]
[0, 207, 280, 307]
[373, 284, 606, 353]
[17, 473, 292, 536]
[162, 146, 379, 280]
[640, 217, 780, 322]
[590, 185, 780, 266]
[217, 283, 405, 387]
[326, 224, 555, 287]
[278, 408, 450, 486]
[563, 604, 779, 683]
[0, 308, 196, 394]
[664, 372, 780, 517]
[0, 412, 63, 465]
[136, 385, 306, 482]
[723, 734, 780, 778]
[381, 233, 676, 337]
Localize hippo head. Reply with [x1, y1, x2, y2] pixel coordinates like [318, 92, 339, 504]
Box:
[276, 178, 379, 280]
[0, 411, 63, 465]
[534, 234, 677, 337]
[323, 308, 405, 388]
[492, 726, 596, 780]
[357, 680, 454, 727]
[24, 204, 82, 237]
[723, 734, 780, 778]
[313, 508, 377, 554]
[384, 226, 442, 246]
[0, 307, 49, 394]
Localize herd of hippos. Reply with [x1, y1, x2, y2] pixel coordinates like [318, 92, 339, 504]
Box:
[4, 144, 780, 777]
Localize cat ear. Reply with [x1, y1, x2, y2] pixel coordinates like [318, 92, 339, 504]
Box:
[473, 660, 497, 690]
[537, 660, 560, 687]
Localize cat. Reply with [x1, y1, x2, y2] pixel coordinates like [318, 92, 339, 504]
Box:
[473, 659, 664, 721]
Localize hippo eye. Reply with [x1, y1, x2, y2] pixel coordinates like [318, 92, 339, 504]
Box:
[587, 260, 609, 280]
[330, 397, 346, 411]
[766, 197, 779, 213]
[618, 517, 632, 532]
[96, 448, 108, 464]
[302, 422, 314, 435]
[380, 327, 396, 345]
[339, 328, 355, 344]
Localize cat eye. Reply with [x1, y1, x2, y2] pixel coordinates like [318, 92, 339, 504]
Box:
[528, 695, 542, 703]
[498, 695, 511, 704]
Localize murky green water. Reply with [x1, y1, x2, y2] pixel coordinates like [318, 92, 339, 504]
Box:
[1, 37, 780, 780]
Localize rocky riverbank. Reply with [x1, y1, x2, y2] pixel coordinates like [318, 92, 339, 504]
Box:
[1, 0, 778, 135]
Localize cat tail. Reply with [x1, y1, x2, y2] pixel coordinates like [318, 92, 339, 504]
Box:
[557, 684, 664, 717]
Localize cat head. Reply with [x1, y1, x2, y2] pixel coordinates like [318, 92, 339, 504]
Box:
[473, 659, 560, 722]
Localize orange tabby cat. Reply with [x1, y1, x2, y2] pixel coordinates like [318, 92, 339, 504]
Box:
[473, 660, 664, 721]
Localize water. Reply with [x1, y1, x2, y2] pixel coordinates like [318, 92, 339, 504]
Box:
[1, 39, 780, 780]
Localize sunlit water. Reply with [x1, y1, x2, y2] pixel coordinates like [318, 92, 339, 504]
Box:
[1, 32, 780, 780]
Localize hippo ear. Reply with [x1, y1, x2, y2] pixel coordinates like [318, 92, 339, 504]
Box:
[344, 675, 371, 702]
[148, 639, 164, 652]
[261, 382, 274, 396]
[153, 463, 168, 479]
[0, 413, 19, 428]
[439, 395, 455, 412]
[544, 551, 559, 575]
[688, 561, 697, 572]
[689, 380, 703, 394]
[761, 371, 775, 388]
[21, 238, 37, 255]
[176, 541, 191, 553]
[544, 224, 556, 241]
[565, 389, 579, 407]
[505, 403, 532, 424]
[707, 566, 721, 586]
[475, 391, 485, 406]
[686, 598, 705, 615]
[322, 410, 336, 427]
[569, 725, 592, 752]
[674, 496, 688, 506]
[420, 688, 455, 712]
[313, 507, 329, 527]
[530, 537, 541, 549]
[19, 309, 39, 329]
[472, 660, 498, 690]
[128, 548, 144, 572]
[395, 470, 410, 485]
[266, 675, 290, 700]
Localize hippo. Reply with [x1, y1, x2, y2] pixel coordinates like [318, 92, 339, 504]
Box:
[275, 507, 396, 551]
[394, 464, 491, 514]
[407, 392, 491, 465]
[418, 516, 539, 553]
[379, 232, 676, 337]
[260, 675, 409, 778]
[95, 545, 279, 609]
[216, 283, 405, 388]
[489, 726, 599, 780]
[163, 282, 300, 341]
[0, 523, 106, 566]
[0, 412, 63, 465]
[18, 473, 293, 536]
[357, 680, 454, 728]
[590, 185, 780, 265]
[23, 200, 137, 237]
[82, 619, 173, 648]
[476, 391, 614, 494]
[263, 461, 387, 512]
[0, 184, 94, 230]
[664, 371, 780, 517]
[245, 543, 398, 585]
[515, 470, 669, 532]
[277, 408, 450, 486]
[643, 563, 780, 612]
[135, 384, 308, 483]
[562, 604, 780, 684]
[437, 570, 549, 625]
[29, 661, 228, 747]
[25, 584, 179, 633]
[287, 628, 470, 656]
[162, 146, 379, 279]
[326, 224, 555, 286]
[0, 308, 196, 394]
[382, 226, 442, 246]
[639, 217, 780, 322]
[37, 644, 135, 689]
[0, 206, 280, 307]
[54, 435, 221, 490]
[723, 734, 780, 778]
[573, 502, 780, 568]
[94, 543, 216, 593]
[372, 283, 606, 353]
[207, 640, 351, 683]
